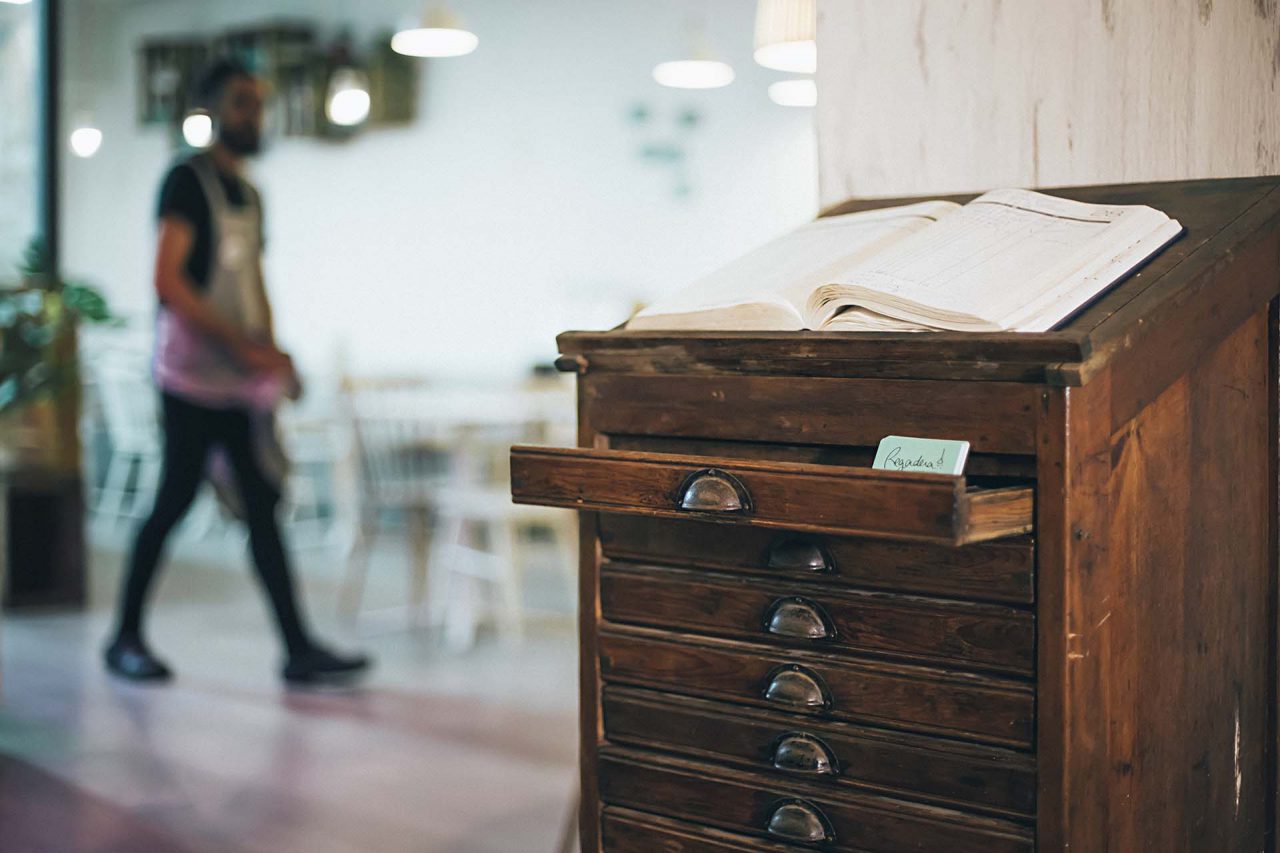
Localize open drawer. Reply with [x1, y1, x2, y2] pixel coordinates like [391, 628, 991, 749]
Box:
[510, 446, 1032, 545]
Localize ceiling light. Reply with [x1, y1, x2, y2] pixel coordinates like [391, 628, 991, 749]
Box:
[182, 111, 213, 148]
[768, 78, 816, 107]
[754, 0, 816, 73]
[653, 25, 734, 90]
[326, 68, 371, 127]
[653, 60, 735, 90]
[68, 126, 102, 158]
[392, 5, 478, 58]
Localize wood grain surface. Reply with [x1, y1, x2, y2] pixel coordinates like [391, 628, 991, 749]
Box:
[599, 562, 1034, 675]
[511, 446, 1033, 545]
[602, 686, 1036, 818]
[598, 515, 1035, 604]
[597, 748, 1034, 853]
[816, 2, 1280, 202]
[598, 627, 1034, 748]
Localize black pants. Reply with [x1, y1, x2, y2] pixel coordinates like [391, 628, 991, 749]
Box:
[114, 391, 312, 656]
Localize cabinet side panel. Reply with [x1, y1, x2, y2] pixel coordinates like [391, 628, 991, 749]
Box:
[1106, 311, 1270, 849]
[1269, 297, 1279, 853]
[1042, 309, 1273, 850]
[578, 376, 605, 853]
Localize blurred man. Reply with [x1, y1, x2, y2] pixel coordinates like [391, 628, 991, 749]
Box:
[105, 58, 369, 685]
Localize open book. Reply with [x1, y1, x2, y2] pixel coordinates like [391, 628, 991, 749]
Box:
[627, 189, 1183, 333]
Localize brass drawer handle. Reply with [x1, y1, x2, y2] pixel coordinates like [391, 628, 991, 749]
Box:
[552, 354, 587, 374]
[772, 733, 839, 777]
[675, 468, 752, 513]
[766, 537, 832, 573]
[766, 799, 833, 844]
[764, 597, 834, 640]
[762, 665, 830, 709]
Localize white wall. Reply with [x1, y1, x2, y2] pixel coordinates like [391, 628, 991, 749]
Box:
[816, 0, 1280, 205]
[62, 0, 818, 379]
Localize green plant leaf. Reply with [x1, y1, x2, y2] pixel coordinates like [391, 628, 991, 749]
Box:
[62, 282, 115, 323]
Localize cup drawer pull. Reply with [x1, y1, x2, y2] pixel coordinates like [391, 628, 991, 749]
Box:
[676, 468, 752, 513]
[766, 536, 832, 573]
[764, 597, 834, 640]
[762, 665, 830, 709]
[766, 799, 833, 843]
[771, 733, 839, 776]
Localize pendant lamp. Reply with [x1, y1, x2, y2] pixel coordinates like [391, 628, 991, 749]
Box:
[326, 67, 371, 127]
[753, 0, 816, 73]
[68, 124, 103, 158]
[66, 1, 102, 157]
[653, 25, 734, 90]
[768, 78, 816, 107]
[181, 110, 213, 148]
[392, 4, 479, 58]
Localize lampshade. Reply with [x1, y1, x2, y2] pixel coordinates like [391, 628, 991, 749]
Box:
[392, 5, 479, 58]
[768, 78, 816, 107]
[753, 0, 816, 73]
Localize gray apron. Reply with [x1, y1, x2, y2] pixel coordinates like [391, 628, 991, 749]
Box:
[153, 154, 269, 408]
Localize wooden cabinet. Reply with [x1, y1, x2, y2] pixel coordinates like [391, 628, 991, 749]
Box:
[511, 177, 1280, 851]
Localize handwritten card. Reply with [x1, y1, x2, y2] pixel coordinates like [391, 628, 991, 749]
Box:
[873, 435, 970, 476]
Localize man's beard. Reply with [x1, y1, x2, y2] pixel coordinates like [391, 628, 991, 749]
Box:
[219, 125, 261, 155]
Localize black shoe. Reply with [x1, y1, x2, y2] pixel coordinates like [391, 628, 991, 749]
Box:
[282, 644, 371, 685]
[104, 638, 173, 682]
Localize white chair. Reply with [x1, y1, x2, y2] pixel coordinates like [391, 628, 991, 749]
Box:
[428, 402, 578, 650]
[431, 482, 578, 649]
[277, 411, 345, 549]
[338, 377, 450, 621]
[87, 353, 231, 541]
[90, 357, 163, 521]
[338, 377, 579, 648]
[428, 426, 525, 648]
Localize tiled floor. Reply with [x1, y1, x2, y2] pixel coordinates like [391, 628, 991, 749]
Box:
[0, 516, 579, 853]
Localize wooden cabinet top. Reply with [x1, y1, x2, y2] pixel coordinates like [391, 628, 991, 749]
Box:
[558, 177, 1280, 385]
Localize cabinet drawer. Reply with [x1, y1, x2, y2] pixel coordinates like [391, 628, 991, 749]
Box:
[603, 807, 804, 853]
[602, 686, 1036, 818]
[601, 563, 1034, 675]
[580, 372, 1040, 455]
[599, 628, 1034, 748]
[599, 515, 1035, 604]
[511, 446, 1032, 545]
[598, 749, 1034, 853]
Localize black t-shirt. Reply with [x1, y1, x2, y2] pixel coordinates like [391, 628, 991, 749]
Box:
[155, 156, 264, 292]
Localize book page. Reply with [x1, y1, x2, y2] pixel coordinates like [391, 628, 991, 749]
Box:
[822, 306, 932, 332]
[627, 200, 959, 331]
[1003, 216, 1184, 331]
[809, 189, 1174, 331]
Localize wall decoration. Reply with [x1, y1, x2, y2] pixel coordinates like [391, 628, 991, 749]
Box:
[214, 22, 315, 137]
[629, 102, 704, 199]
[136, 37, 208, 125]
[367, 35, 418, 125]
[137, 21, 420, 145]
